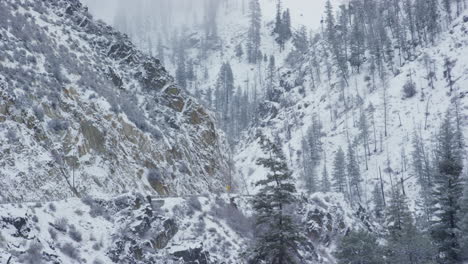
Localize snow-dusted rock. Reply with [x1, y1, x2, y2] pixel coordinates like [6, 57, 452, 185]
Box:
[0, 0, 230, 202]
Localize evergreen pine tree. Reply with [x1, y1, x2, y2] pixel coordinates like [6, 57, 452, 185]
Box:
[459, 177, 468, 261]
[293, 26, 309, 54]
[332, 147, 347, 196]
[267, 55, 276, 100]
[186, 59, 195, 87]
[235, 43, 244, 59]
[302, 118, 323, 194]
[282, 9, 292, 40]
[205, 87, 213, 108]
[349, 16, 365, 73]
[215, 62, 235, 134]
[175, 39, 187, 89]
[385, 188, 436, 264]
[443, 0, 452, 22]
[157, 37, 164, 65]
[274, 0, 282, 34]
[301, 136, 317, 194]
[347, 144, 362, 203]
[372, 184, 385, 219]
[426, 0, 440, 44]
[321, 163, 331, 192]
[247, 0, 262, 63]
[250, 134, 301, 264]
[430, 113, 464, 263]
[324, 0, 336, 45]
[386, 188, 414, 241]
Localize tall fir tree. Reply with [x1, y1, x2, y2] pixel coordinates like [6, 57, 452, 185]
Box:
[301, 136, 317, 194]
[349, 15, 365, 73]
[267, 55, 276, 100]
[175, 37, 187, 89]
[372, 183, 385, 219]
[385, 188, 435, 264]
[250, 134, 301, 264]
[274, 0, 282, 34]
[282, 9, 292, 40]
[293, 26, 309, 54]
[214, 62, 235, 134]
[332, 147, 347, 196]
[157, 37, 164, 65]
[347, 144, 362, 203]
[443, 0, 453, 22]
[321, 163, 331, 192]
[386, 188, 414, 241]
[430, 112, 464, 263]
[247, 0, 262, 63]
[459, 177, 468, 261]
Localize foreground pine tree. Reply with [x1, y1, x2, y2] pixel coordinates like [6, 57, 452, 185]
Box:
[430, 113, 464, 263]
[459, 179, 468, 261]
[250, 134, 301, 264]
[385, 188, 435, 264]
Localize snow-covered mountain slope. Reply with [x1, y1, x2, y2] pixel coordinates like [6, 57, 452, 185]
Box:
[0, 0, 230, 202]
[81, 0, 344, 114]
[0, 193, 371, 263]
[236, 11, 468, 208]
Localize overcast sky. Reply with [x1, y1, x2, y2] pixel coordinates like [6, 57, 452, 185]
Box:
[80, 0, 341, 30]
[81, 0, 117, 23]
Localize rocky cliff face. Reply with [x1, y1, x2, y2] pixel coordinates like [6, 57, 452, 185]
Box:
[0, 0, 230, 202]
[0, 193, 370, 263]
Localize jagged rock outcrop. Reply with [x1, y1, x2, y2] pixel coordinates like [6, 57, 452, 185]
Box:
[0, 0, 230, 202]
[0, 193, 372, 263]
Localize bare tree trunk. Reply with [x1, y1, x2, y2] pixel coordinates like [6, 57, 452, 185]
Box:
[425, 95, 431, 130]
[379, 166, 386, 207]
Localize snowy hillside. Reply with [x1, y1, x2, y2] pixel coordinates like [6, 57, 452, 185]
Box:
[236, 10, 468, 208]
[2, 0, 468, 263]
[0, 0, 230, 202]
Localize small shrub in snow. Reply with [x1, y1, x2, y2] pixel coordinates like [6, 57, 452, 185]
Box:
[34, 202, 43, 208]
[74, 209, 84, 216]
[48, 202, 56, 212]
[187, 196, 202, 212]
[89, 203, 107, 218]
[32, 215, 39, 223]
[92, 242, 102, 251]
[81, 195, 95, 206]
[33, 105, 45, 121]
[54, 217, 68, 232]
[402, 80, 417, 98]
[172, 204, 182, 215]
[194, 221, 206, 236]
[6, 129, 18, 143]
[93, 259, 104, 264]
[48, 119, 69, 133]
[69, 225, 82, 242]
[0, 232, 5, 246]
[60, 242, 80, 260]
[20, 241, 43, 264]
[48, 227, 58, 239]
[147, 169, 162, 182]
